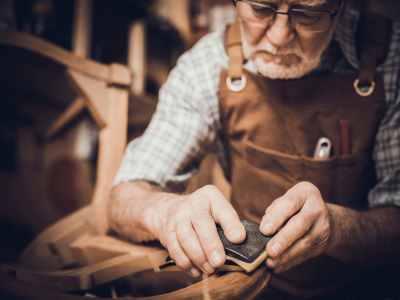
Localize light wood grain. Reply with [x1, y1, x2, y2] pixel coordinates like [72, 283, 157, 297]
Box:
[0, 266, 270, 300]
[72, 0, 93, 58]
[46, 98, 86, 139]
[0, 30, 130, 85]
[128, 21, 147, 95]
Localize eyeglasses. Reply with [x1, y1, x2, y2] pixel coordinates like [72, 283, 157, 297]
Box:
[233, 0, 341, 32]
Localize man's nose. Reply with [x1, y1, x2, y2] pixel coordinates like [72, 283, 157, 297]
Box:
[266, 13, 293, 49]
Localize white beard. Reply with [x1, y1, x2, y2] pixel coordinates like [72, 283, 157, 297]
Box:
[250, 54, 321, 79]
[241, 26, 331, 80]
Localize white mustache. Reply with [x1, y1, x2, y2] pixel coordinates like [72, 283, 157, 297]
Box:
[256, 42, 278, 55]
[250, 42, 303, 57]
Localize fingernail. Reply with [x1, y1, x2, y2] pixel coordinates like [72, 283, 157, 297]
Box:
[202, 262, 214, 274]
[210, 250, 224, 267]
[230, 228, 243, 241]
[261, 222, 272, 235]
[190, 268, 200, 278]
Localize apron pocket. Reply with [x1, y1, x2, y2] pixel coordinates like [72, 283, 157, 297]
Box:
[244, 139, 372, 208]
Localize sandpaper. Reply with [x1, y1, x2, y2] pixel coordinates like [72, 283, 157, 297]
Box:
[217, 220, 271, 272]
[162, 220, 271, 273]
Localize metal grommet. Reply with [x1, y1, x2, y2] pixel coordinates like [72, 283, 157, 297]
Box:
[353, 78, 376, 97]
[226, 75, 247, 92]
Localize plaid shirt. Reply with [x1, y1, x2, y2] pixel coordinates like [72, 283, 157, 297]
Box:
[114, 8, 400, 208]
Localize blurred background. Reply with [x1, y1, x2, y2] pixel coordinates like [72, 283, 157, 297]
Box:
[0, 0, 235, 262]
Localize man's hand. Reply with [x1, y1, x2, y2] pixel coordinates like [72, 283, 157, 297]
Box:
[144, 185, 246, 278]
[259, 182, 334, 273]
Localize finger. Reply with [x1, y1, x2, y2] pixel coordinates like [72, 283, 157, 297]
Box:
[273, 222, 326, 273]
[165, 230, 200, 277]
[266, 209, 315, 258]
[273, 237, 314, 274]
[192, 212, 225, 268]
[176, 220, 214, 274]
[260, 185, 307, 236]
[201, 185, 246, 243]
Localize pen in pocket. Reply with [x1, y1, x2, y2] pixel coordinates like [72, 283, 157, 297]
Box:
[339, 120, 351, 156]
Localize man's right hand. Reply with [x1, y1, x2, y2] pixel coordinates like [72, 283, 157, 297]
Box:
[143, 185, 246, 278]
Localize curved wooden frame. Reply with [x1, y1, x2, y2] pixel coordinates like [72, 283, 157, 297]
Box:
[0, 28, 130, 271]
[0, 13, 270, 300]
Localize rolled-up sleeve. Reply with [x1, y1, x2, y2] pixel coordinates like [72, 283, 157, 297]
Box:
[113, 32, 226, 188]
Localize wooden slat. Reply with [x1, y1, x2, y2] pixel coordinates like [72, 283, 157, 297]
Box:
[0, 30, 130, 86]
[0, 266, 270, 299]
[92, 85, 129, 234]
[72, 0, 93, 58]
[128, 21, 147, 95]
[67, 70, 108, 129]
[46, 98, 86, 139]
[155, 0, 192, 45]
[19, 207, 95, 270]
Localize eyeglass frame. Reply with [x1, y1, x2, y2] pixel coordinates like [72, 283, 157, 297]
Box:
[232, 0, 343, 32]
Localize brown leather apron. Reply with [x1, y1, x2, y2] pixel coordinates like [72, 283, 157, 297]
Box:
[219, 13, 390, 298]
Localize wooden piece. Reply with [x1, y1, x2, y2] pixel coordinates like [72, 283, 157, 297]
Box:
[155, 0, 192, 45]
[69, 235, 162, 266]
[19, 207, 95, 270]
[72, 0, 93, 58]
[0, 31, 130, 86]
[128, 21, 146, 95]
[226, 251, 268, 273]
[46, 97, 86, 139]
[3, 231, 270, 294]
[69, 235, 243, 272]
[91, 85, 129, 234]
[3, 252, 169, 291]
[0, 17, 271, 300]
[0, 267, 270, 300]
[67, 70, 108, 128]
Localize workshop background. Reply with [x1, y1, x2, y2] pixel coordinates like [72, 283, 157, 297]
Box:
[0, 0, 235, 262]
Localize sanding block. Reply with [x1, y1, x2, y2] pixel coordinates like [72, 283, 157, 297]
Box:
[161, 220, 271, 273]
[217, 220, 271, 273]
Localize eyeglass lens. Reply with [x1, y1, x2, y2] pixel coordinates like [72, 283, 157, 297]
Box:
[237, 1, 334, 32]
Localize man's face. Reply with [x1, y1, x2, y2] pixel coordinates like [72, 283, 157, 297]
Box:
[236, 0, 340, 79]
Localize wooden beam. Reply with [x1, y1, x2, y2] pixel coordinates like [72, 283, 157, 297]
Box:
[46, 97, 86, 139]
[92, 85, 129, 234]
[1, 261, 270, 298]
[155, 0, 192, 45]
[0, 31, 131, 86]
[128, 21, 146, 95]
[67, 70, 108, 129]
[72, 0, 93, 58]
[19, 206, 95, 270]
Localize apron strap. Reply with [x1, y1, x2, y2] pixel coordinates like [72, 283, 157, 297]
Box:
[225, 19, 244, 79]
[225, 19, 247, 92]
[355, 3, 392, 97]
[224, 5, 392, 97]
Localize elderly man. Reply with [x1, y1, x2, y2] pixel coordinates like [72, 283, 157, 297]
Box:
[109, 0, 400, 298]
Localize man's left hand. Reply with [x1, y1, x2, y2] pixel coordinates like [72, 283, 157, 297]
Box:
[259, 182, 334, 273]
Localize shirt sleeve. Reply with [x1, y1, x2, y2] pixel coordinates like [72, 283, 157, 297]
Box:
[368, 98, 400, 208]
[368, 21, 400, 208]
[113, 33, 224, 188]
